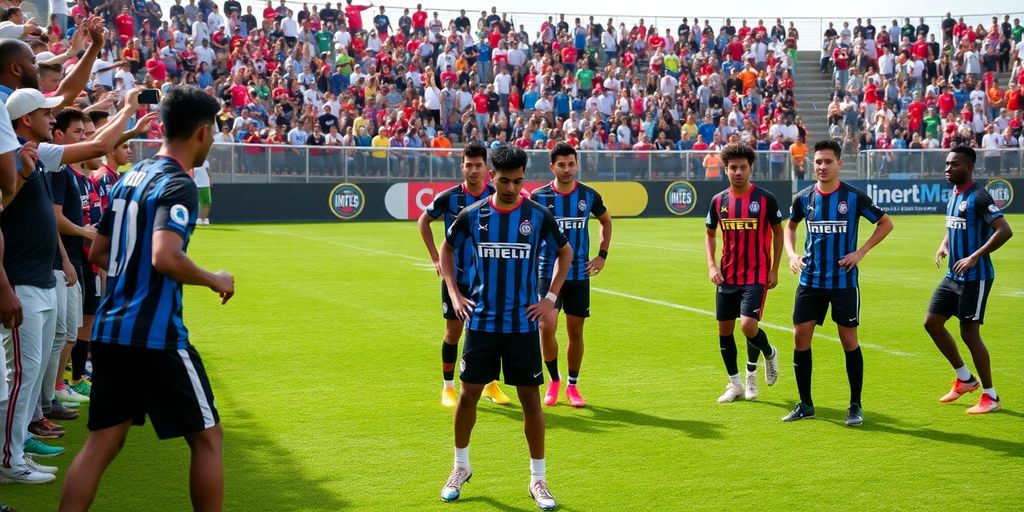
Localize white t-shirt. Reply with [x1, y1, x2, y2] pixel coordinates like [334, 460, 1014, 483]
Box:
[281, 17, 298, 37]
[38, 142, 65, 172]
[493, 73, 511, 94]
[195, 45, 215, 69]
[0, 105, 19, 157]
[192, 160, 211, 187]
[92, 59, 115, 89]
[51, 0, 69, 15]
[334, 30, 352, 49]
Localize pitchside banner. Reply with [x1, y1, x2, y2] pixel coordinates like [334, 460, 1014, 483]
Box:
[208, 179, 1019, 222]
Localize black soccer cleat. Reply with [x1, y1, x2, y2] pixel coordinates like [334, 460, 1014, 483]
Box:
[845, 403, 864, 427]
[781, 402, 816, 422]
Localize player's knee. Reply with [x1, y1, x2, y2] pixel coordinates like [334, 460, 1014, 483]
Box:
[923, 314, 945, 332]
[739, 319, 759, 338]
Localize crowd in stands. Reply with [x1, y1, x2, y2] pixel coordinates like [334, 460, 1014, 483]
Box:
[819, 14, 1024, 175]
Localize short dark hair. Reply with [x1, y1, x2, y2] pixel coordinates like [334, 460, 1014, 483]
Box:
[950, 145, 976, 164]
[0, 7, 22, 22]
[87, 110, 110, 125]
[489, 144, 528, 173]
[37, 62, 62, 75]
[160, 86, 220, 141]
[720, 143, 755, 166]
[462, 140, 487, 161]
[53, 107, 87, 134]
[813, 139, 843, 159]
[549, 141, 576, 164]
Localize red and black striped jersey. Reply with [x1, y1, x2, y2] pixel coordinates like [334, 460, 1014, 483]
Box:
[706, 185, 783, 286]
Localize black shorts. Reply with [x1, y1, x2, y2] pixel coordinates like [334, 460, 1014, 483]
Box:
[716, 284, 767, 321]
[460, 329, 543, 387]
[537, 278, 590, 318]
[80, 264, 101, 316]
[441, 282, 472, 320]
[88, 343, 220, 439]
[928, 277, 993, 324]
[793, 285, 860, 327]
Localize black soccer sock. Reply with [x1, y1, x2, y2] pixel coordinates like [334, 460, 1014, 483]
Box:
[71, 339, 90, 381]
[746, 329, 773, 373]
[546, 359, 560, 382]
[794, 348, 813, 407]
[567, 369, 579, 386]
[442, 341, 458, 381]
[720, 335, 738, 376]
[845, 346, 864, 406]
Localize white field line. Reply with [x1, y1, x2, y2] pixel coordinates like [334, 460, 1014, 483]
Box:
[257, 228, 914, 357]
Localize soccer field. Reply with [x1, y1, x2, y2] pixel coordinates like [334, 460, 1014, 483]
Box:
[7, 215, 1024, 512]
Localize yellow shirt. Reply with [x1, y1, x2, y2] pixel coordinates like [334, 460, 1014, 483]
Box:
[352, 116, 368, 134]
[371, 135, 389, 158]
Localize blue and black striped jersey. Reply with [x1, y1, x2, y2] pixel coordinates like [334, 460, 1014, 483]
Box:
[531, 181, 607, 281]
[93, 156, 198, 350]
[445, 197, 568, 334]
[790, 182, 885, 289]
[426, 183, 494, 284]
[944, 181, 1003, 283]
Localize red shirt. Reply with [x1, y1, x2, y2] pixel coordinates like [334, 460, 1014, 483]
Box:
[115, 15, 134, 41]
[473, 93, 488, 113]
[864, 83, 878, 104]
[488, 31, 501, 48]
[561, 46, 577, 64]
[263, 7, 276, 20]
[708, 185, 781, 286]
[345, 4, 369, 31]
[229, 84, 248, 107]
[911, 40, 928, 59]
[145, 58, 167, 82]
[937, 92, 955, 115]
[411, 10, 427, 28]
[648, 35, 664, 50]
[727, 41, 744, 61]
[908, 101, 926, 130]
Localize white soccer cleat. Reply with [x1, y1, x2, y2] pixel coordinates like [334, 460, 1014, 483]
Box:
[440, 466, 471, 502]
[764, 349, 779, 386]
[24, 456, 58, 474]
[0, 464, 56, 484]
[744, 373, 759, 401]
[55, 386, 89, 404]
[717, 382, 745, 403]
[529, 480, 557, 510]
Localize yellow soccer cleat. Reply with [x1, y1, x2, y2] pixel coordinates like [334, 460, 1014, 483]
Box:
[481, 381, 510, 405]
[442, 386, 458, 408]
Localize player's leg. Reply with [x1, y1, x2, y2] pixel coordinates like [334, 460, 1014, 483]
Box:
[57, 421, 132, 511]
[442, 329, 497, 502]
[740, 285, 777, 397]
[832, 288, 864, 426]
[925, 278, 981, 402]
[785, 286, 825, 421]
[537, 277, 562, 406]
[184, 425, 224, 512]
[562, 281, 589, 407]
[504, 331, 555, 510]
[440, 282, 464, 407]
[715, 286, 744, 403]
[959, 280, 999, 414]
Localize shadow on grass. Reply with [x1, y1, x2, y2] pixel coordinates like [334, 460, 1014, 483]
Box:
[459, 494, 586, 512]
[750, 399, 1023, 458]
[480, 404, 725, 439]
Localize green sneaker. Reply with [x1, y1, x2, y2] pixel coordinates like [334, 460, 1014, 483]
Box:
[69, 380, 91, 397]
[24, 437, 64, 458]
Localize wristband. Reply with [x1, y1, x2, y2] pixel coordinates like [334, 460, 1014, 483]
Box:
[598, 249, 608, 259]
[545, 291, 558, 303]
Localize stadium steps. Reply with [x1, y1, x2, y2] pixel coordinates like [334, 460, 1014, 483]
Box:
[793, 51, 860, 177]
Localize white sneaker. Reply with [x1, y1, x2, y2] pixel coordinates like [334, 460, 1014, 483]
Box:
[0, 464, 56, 484]
[24, 456, 58, 474]
[529, 480, 557, 510]
[203, 218, 211, 225]
[717, 382, 745, 403]
[55, 386, 89, 404]
[744, 372, 759, 400]
[764, 348, 779, 386]
[440, 466, 471, 502]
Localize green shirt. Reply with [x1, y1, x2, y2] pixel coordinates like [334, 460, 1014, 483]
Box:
[316, 31, 333, 53]
[923, 115, 940, 138]
[576, 69, 594, 89]
[254, 84, 270, 99]
[335, 53, 353, 75]
[1013, 25, 1024, 43]
[664, 54, 680, 73]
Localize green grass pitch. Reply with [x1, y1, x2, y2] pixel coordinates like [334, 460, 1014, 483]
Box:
[6, 215, 1023, 511]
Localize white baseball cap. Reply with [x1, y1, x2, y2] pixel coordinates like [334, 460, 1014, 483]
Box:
[6, 88, 63, 120]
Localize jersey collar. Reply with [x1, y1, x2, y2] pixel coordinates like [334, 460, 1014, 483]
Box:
[551, 179, 578, 196]
[954, 180, 975, 194]
[489, 195, 523, 213]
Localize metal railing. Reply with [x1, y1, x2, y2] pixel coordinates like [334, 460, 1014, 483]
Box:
[860, 148, 1024, 180]
[128, 141, 799, 184]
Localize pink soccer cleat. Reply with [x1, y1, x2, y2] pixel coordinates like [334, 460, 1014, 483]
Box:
[566, 385, 586, 408]
[543, 381, 561, 406]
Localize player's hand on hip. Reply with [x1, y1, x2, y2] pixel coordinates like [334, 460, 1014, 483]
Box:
[453, 294, 476, 320]
[708, 265, 724, 285]
[838, 250, 864, 271]
[585, 256, 605, 276]
[934, 246, 948, 268]
[787, 254, 805, 274]
[767, 269, 779, 289]
[431, 258, 442, 276]
[0, 286, 23, 329]
[211, 270, 235, 304]
[527, 297, 555, 321]
[952, 255, 977, 276]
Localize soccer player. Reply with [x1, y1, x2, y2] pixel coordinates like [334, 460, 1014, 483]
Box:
[530, 142, 612, 408]
[783, 140, 893, 427]
[924, 146, 1013, 414]
[438, 146, 571, 511]
[418, 141, 510, 407]
[705, 143, 783, 403]
[58, 87, 234, 512]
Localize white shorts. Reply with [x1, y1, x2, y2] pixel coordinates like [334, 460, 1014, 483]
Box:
[53, 270, 82, 342]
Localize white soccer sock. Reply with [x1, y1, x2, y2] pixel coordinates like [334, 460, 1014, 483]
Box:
[953, 365, 972, 382]
[746, 369, 758, 377]
[729, 374, 741, 386]
[443, 380, 455, 389]
[454, 446, 470, 469]
[983, 387, 998, 399]
[530, 458, 546, 484]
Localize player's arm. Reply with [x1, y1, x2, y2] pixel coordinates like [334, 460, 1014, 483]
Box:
[56, 233, 77, 287]
[0, 230, 23, 329]
[839, 214, 894, 271]
[117, 111, 159, 146]
[769, 222, 783, 288]
[585, 210, 612, 276]
[705, 228, 723, 284]
[953, 216, 1013, 275]
[785, 195, 806, 273]
[53, 17, 105, 111]
[153, 231, 234, 303]
[440, 209, 474, 319]
[60, 89, 143, 164]
[935, 231, 950, 268]
[528, 211, 573, 321]
[417, 209, 441, 276]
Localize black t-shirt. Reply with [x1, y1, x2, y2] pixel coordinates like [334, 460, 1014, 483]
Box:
[241, 13, 257, 31]
[320, 7, 338, 24]
[318, 113, 339, 132]
[50, 165, 89, 266]
[1, 151, 57, 288]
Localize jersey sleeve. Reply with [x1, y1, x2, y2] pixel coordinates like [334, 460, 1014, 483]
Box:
[444, 207, 470, 248]
[855, 188, 885, 223]
[425, 189, 449, 219]
[540, 208, 569, 249]
[765, 193, 783, 224]
[590, 189, 608, 217]
[153, 175, 199, 238]
[974, 188, 1005, 226]
[789, 193, 805, 223]
[49, 168, 69, 206]
[705, 194, 720, 229]
[38, 142, 64, 173]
